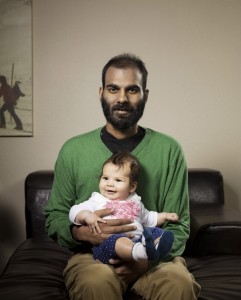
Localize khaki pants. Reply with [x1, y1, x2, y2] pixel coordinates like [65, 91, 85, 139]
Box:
[64, 253, 200, 300]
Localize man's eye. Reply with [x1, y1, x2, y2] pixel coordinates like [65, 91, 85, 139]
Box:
[128, 88, 138, 94]
[108, 87, 117, 93]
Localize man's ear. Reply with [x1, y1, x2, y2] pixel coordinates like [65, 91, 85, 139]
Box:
[99, 87, 103, 101]
[144, 89, 149, 103]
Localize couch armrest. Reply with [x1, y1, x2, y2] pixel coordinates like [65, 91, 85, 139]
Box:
[185, 205, 241, 256]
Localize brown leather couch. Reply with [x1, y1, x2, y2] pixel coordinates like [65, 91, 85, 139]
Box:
[0, 169, 241, 299]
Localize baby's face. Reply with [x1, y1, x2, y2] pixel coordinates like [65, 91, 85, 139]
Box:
[99, 162, 136, 200]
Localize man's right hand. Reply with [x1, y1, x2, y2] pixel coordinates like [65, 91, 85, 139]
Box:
[71, 208, 136, 245]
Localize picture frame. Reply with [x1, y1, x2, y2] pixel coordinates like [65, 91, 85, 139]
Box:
[0, 0, 33, 137]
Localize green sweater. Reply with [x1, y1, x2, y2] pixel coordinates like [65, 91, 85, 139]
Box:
[45, 127, 190, 260]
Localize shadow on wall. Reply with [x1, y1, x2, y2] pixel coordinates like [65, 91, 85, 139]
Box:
[0, 203, 23, 275]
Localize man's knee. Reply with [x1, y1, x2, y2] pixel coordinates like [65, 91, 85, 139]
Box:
[170, 268, 198, 295]
[65, 261, 123, 299]
[81, 263, 116, 289]
[158, 259, 200, 298]
[133, 258, 200, 300]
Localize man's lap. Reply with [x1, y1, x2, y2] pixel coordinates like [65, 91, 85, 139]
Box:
[63, 253, 200, 300]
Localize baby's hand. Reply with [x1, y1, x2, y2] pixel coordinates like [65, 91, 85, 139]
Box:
[85, 213, 106, 235]
[166, 212, 179, 222]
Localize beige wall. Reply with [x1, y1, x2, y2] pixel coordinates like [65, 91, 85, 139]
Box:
[1, 0, 241, 268]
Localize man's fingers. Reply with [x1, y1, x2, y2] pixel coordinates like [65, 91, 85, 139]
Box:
[105, 218, 134, 226]
[89, 225, 97, 235]
[95, 222, 102, 234]
[95, 208, 114, 217]
[97, 218, 107, 224]
[99, 223, 136, 234]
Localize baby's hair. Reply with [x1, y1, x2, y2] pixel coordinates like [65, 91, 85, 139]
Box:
[102, 151, 141, 184]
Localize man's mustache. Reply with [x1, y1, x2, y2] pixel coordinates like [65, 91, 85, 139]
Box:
[112, 103, 133, 112]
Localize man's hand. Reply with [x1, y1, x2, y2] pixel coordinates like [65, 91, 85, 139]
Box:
[109, 258, 148, 284]
[71, 208, 136, 245]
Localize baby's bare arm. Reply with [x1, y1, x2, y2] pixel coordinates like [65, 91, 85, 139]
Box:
[157, 212, 179, 226]
[75, 210, 106, 235]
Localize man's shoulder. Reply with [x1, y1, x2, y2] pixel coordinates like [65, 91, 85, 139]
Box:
[57, 128, 102, 158]
[62, 128, 102, 148]
[145, 128, 181, 148]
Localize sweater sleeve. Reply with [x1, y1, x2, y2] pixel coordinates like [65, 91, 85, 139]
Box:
[44, 147, 82, 249]
[161, 147, 190, 261]
[147, 143, 189, 271]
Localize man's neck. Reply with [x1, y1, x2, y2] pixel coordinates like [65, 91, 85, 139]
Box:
[105, 123, 139, 139]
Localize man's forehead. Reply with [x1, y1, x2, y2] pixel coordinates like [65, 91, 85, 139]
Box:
[105, 66, 142, 85]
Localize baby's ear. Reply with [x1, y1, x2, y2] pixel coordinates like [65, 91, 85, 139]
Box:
[130, 182, 137, 193]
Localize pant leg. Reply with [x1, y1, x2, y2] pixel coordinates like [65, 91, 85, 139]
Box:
[8, 105, 23, 129]
[0, 104, 7, 126]
[64, 253, 127, 300]
[132, 257, 201, 300]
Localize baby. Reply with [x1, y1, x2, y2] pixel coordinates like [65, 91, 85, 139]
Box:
[69, 152, 179, 264]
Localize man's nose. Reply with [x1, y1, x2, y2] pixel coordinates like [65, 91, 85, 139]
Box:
[118, 89, 128, 103]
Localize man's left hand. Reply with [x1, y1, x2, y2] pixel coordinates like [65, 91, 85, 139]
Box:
[109, 258, 148, 284]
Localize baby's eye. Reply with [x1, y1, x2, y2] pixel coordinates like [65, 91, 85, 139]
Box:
[102, 176, 108, 180]
[116, 179, 122, 182]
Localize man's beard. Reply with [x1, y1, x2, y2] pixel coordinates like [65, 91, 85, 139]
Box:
[101, 96, 146, 130]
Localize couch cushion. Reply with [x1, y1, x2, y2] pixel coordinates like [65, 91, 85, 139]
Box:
[0, 237, 72, 300]
[186, 255, 241, 300]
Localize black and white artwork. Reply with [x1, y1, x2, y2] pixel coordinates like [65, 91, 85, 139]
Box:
[0, 0, 32, 136]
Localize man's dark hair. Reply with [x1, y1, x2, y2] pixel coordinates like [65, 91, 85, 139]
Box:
[102, 53, 148, 90]
[102, 151, 141, 184]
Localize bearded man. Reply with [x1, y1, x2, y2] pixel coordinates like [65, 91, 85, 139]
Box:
[45, 53, 200, 300]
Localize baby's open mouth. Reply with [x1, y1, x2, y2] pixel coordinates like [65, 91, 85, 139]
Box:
[106, 190, 116, 194]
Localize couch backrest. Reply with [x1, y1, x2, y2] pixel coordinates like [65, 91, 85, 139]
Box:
[25, 168, 224, 238]
[25, 171, 54, 238]
[188, 169, 224, 207]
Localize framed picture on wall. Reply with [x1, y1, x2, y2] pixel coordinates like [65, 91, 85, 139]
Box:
[0, 0, 33, 137]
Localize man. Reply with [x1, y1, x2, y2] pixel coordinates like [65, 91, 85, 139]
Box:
[45, 53, 200, 299]
[0, 75, 23, 130]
